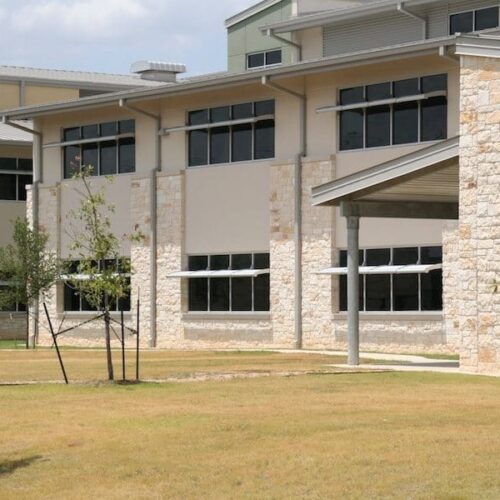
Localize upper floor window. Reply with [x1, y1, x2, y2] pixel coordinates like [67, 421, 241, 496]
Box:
[247, 49, 282, 69]
[339, 246, 443, 312]
[62, 120, 135, 179]
[0, 157, 33, 201]
[450, 6, 499, 34]
[188, 253, 270, 312]
[338, 74, 447, 151]
[188, 100, 275, 167]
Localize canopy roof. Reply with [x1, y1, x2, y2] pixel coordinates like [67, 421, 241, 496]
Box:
[312, 137, 459, 210]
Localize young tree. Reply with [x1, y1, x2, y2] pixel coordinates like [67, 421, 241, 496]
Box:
[66, 166, 141, 381]
[0, 218, 59, 349]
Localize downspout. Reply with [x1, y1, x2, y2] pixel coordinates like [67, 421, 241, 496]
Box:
[2, 116, 42, 347]
[264, 28, 302, 62]
[261, 75, 306, 349]
[397, 2, 427, 39]
[119, 99, 161, 348]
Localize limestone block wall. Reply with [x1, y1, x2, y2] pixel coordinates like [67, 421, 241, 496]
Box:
[155, 173, 185, 347]
[0, 314, 25, 340]
[270, 161, 297, 347]
[301, 157, 336, 348]
[459, 55, 500, 374]
[442, 221, 461, 350]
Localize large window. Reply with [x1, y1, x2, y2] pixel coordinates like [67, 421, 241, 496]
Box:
[63, 259, 131, 312]
[339, 74, 447, 151]
[339, 246, 443, 312]
[63, 120, 135, 179]
[188, 100, 275, 167]
[0, 157, 33, 201]
[247, 49, 282, 69]
[450, 6, 499, 34]
[188, 253, 270, 312]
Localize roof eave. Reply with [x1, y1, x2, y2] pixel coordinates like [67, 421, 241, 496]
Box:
[0, 36, 462, 120]
[225, 0, 284, 29]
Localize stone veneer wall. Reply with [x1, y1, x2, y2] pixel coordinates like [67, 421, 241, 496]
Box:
[301, 158, 336, 347]
[0, 314, 25, 340]
[459, 55, 500, 374]
[269, 161, 298, 347]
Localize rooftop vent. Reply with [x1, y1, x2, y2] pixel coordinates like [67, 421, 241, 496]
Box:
[130, 61, 186, 83]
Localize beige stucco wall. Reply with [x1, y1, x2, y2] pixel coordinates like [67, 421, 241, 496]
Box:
[185, 162, 270, 254]
[0, 83, 21, 109]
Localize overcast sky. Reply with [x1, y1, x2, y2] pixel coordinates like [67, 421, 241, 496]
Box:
[0, 0, 258, 76]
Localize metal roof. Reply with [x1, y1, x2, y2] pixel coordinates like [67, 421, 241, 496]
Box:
[225, 0, 285, 28]
[0, 65, 164, 90]
[260, 0, 440, 33]
[0, 121, 33, 145]
[0, 34, 466, 120]
[312, 137, 460, 206]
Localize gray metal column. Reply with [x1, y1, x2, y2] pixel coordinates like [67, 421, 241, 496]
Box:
[346, 215, 360, 366]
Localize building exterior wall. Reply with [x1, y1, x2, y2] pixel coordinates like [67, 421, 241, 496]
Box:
[458, 55, 500, 374]
[227, 0, 293, 73]
[0, 315, 25, 340]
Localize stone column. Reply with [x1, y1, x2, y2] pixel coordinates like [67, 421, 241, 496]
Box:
[155, 172, 185, 347]
[300, 158, 336, 349]
[459, 55, 500, 374]
[270, 162, 297, 347]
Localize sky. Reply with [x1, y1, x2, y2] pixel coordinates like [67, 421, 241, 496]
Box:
[0, 0, 258, 76]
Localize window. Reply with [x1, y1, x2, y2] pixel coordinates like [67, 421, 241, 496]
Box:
[188, 101, 275, 167]
[339, 74, 448, 151]
[247, 49, 282, 69]
[0, 157, 33, 201]
[339, 246, 443, 312]
[63, 259, 131, 312]
[0, 286, 27, 312]
[188, 253, 270, 312]
[63, 120, 135, 179]
[450, 6, 499, 34]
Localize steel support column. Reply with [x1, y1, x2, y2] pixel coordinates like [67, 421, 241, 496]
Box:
[346, 215, 360, 366]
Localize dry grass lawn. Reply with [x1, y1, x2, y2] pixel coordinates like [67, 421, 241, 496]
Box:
[0, 349, 347, 383]
[0, 351, 499, 499]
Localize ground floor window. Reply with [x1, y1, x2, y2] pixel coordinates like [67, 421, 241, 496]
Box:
[339, 246, 442, 312]
[188, 253, 270, 312]
[63, 259, 131, 312]
[0, 285, 27, 312]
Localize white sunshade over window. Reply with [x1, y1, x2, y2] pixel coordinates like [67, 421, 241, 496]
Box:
[317, 264, 442, 275]
[167, 269, 270, 278]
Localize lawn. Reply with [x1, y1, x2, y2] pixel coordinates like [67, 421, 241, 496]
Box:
[0, 353, 499, 499]
[0, 349, 349, 384]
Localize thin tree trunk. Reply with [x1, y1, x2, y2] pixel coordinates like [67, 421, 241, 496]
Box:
[25, 309, 29, 350]
[104, 310, 114, 381]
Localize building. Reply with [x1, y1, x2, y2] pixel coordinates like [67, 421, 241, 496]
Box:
[0, 64, 170, 339]
[1, 0, 498, 374]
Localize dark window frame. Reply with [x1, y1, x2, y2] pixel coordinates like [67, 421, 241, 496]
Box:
[187, 253, 270, 313]
[449, 6, 500, 35]
[63, 258, 132, 313]
[187, 100, 275, 167]
[338, 74, 448, 152]
[339, 246, 443, 312]
[246, 49, 283, 69]
[0, 157, 33, 201]
[62, 120, 135, 179]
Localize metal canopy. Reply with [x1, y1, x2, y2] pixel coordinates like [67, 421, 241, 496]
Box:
[312, 137, 459, 209]
[167, 269, 270, 278]
[317, 264, 442, 275]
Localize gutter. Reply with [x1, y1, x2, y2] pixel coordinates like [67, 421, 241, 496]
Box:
[119, 99, 161, 348]
[261, 75, 306, 349]
[2, 117, 43, 347]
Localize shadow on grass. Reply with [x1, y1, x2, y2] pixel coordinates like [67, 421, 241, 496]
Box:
[0, 455, 43, 476]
